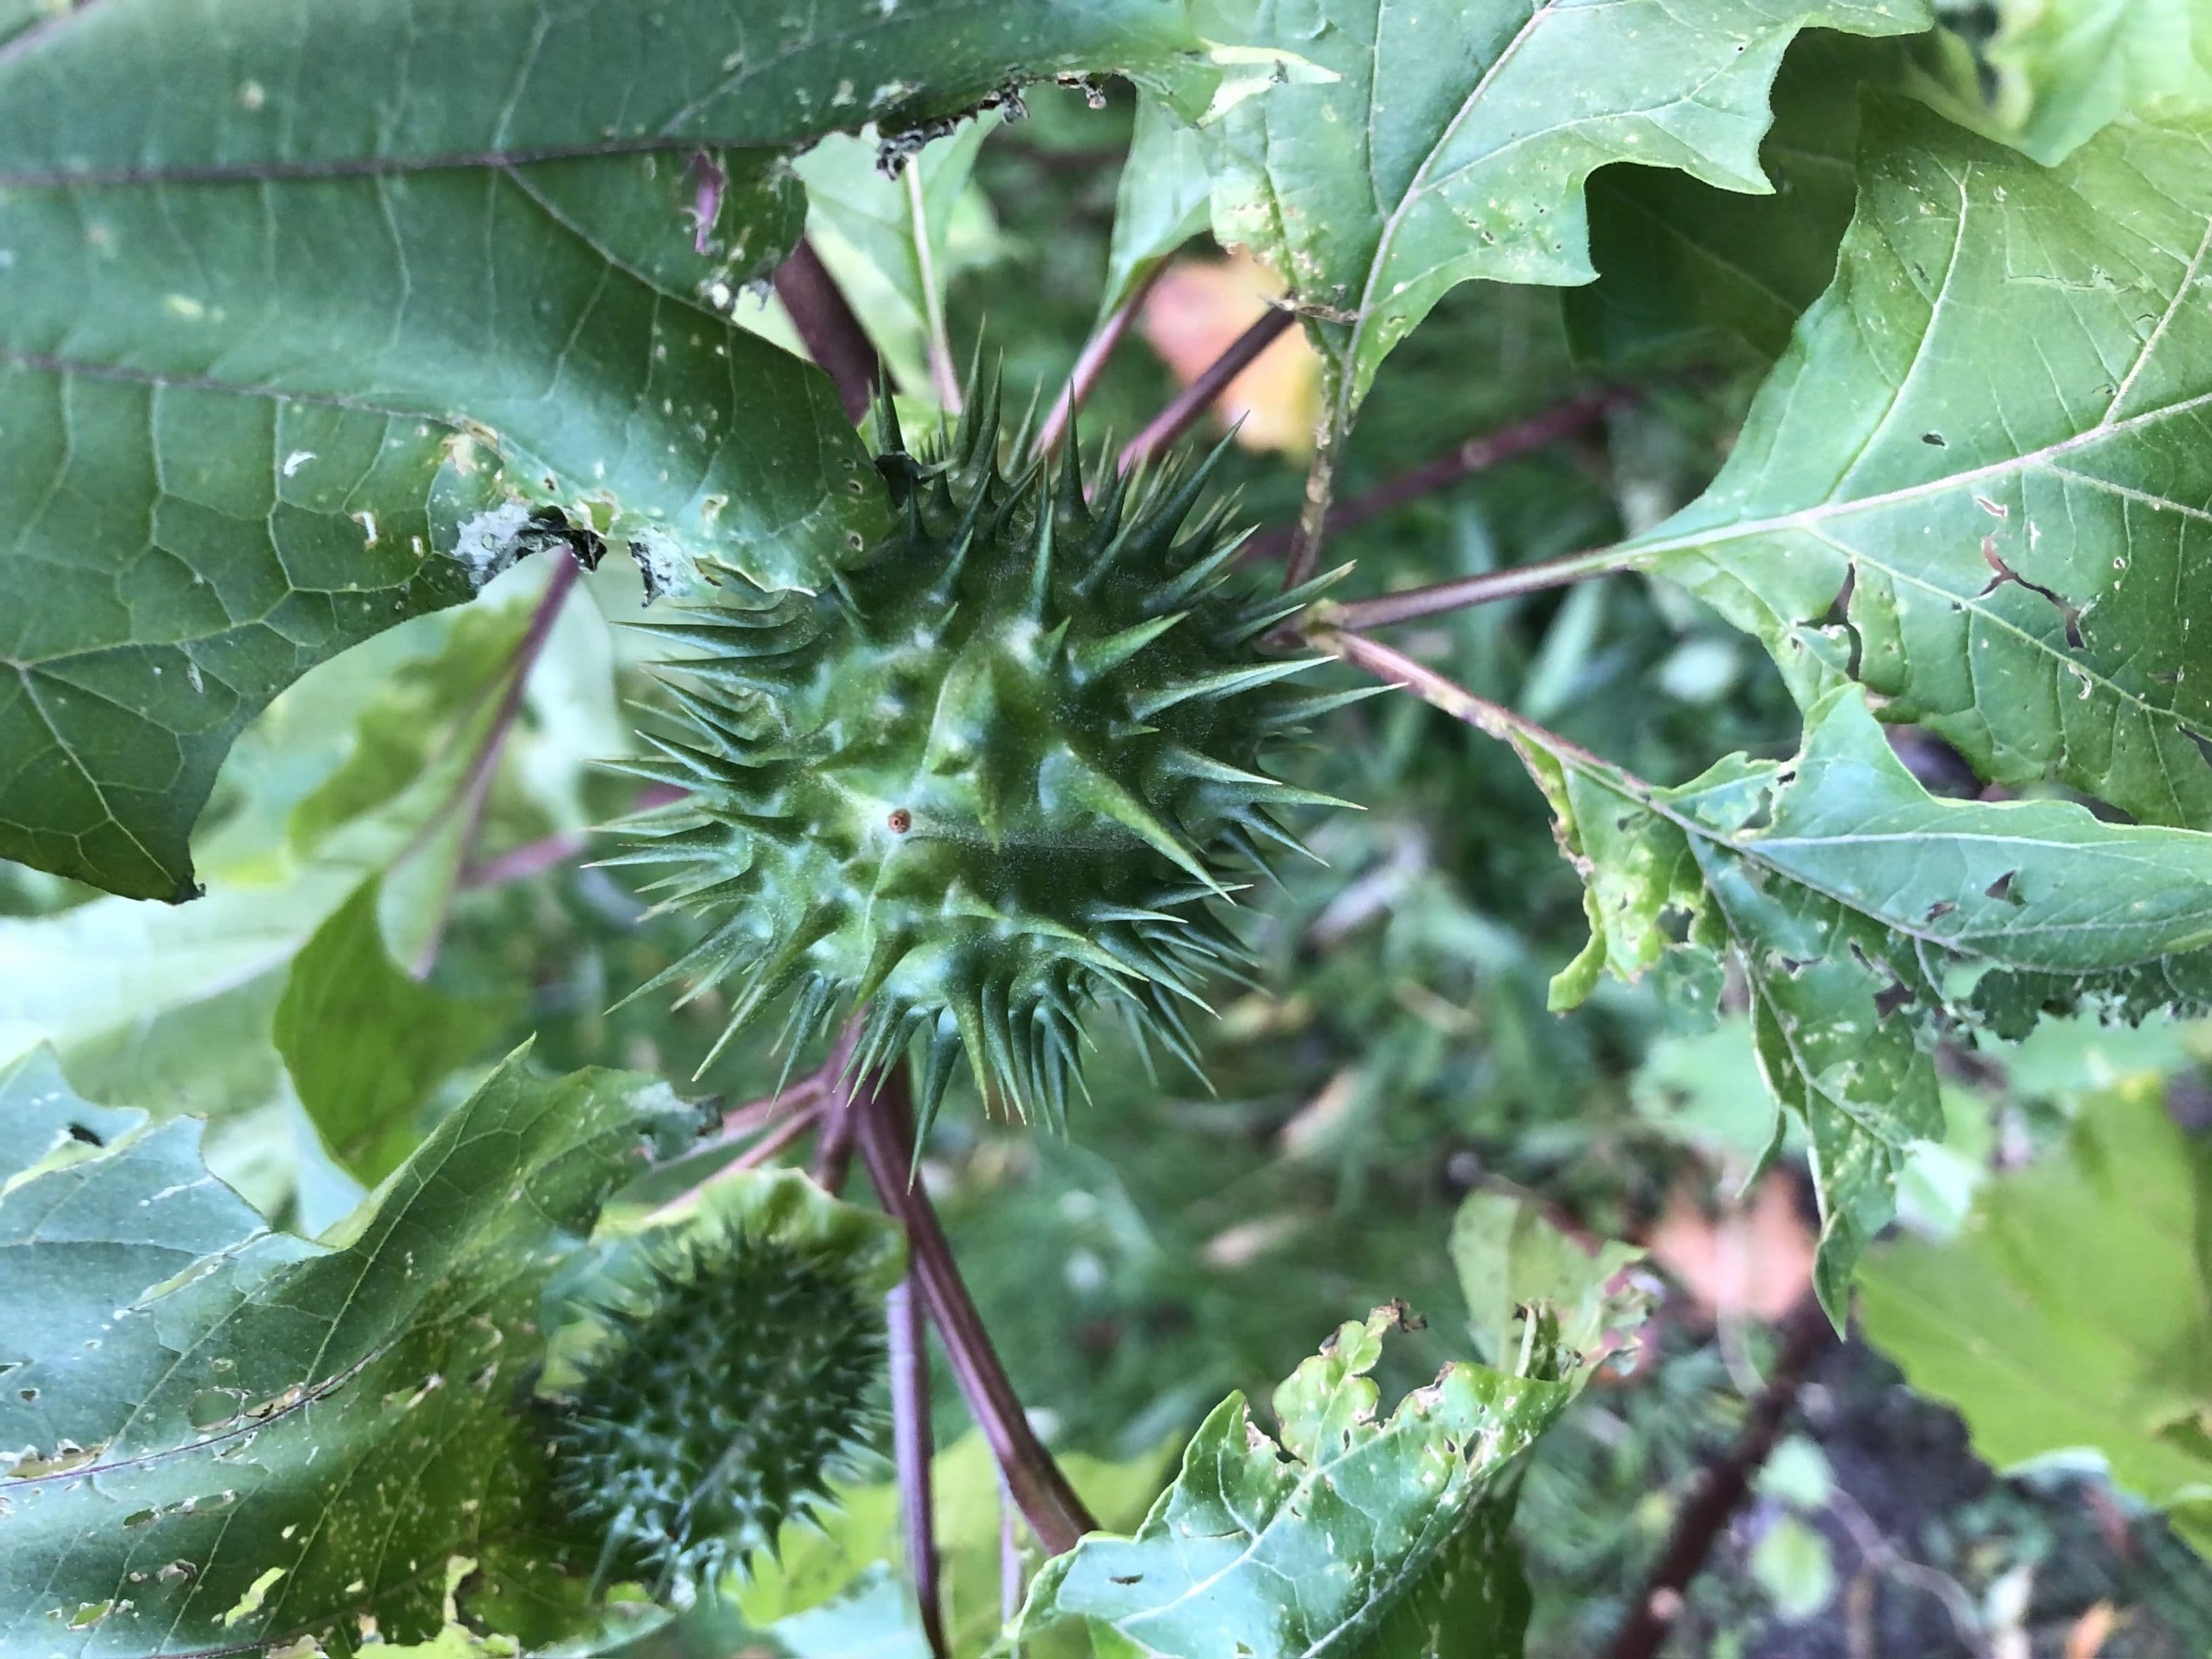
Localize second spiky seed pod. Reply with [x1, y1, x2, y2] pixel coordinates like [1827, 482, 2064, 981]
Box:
[610, 379, 1353, 1125]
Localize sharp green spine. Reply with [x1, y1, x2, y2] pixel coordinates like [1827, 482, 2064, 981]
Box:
[612, 376, 1342, 1126]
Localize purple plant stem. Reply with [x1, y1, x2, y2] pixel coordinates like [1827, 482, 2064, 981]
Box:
[998, 1467, 1024, 1622]
[1322, 539, 1641, 631]
[1604, 1296, 1836, 1659]
[1033, 265, 1163, 459]
[1118, 306, 1296, 474]
[810, 1022, 864, 1194]
[853, 1066, 1098, 1555]
[774, 236, 881, 422]
[889, 1278, 952, 1659]
[462, 783, 684, 890]
[1249, 386, 1635, 568]
[412, 555, 579, 976]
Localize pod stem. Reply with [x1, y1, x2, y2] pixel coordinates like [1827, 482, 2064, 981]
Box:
[853, 1062, 1099, 1556]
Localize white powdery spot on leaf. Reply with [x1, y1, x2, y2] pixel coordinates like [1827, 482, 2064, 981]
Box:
[451, 502, 535, 586]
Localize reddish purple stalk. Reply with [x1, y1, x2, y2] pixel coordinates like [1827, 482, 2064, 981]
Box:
[1119, 306, 1296, 473]
[774, 237, 882, 422]
[853, 1066, 1098, 1555]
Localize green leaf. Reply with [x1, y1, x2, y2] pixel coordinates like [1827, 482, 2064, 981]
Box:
[1449, 1186, 1646, 1374]
[273, 876, 501, 1185]
[1748, 1514, 1837, 1619]
[1521, 685, 2212, 1316]
[1566, 32, 1895, 367]
[1982, 0, 2212, 164]
[0, 1045, 707, 1657]
[1859, 1081, 2212, 1556]
[1184, 0, 1932, 418]
[0, 586, 545, 1214]
[0, 0, 1239, 902]
[796, 117, 1005, 400]
[1632, 101, 2212, 830]
[1012, 1303, 1580, 1658]
[1100, 99, 1217, 319]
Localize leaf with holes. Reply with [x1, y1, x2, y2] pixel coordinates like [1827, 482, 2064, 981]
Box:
[1171, 0, 1930, 427]
[1011, 1302, 1591, 1657]
[1632, 101, 2212, 830]
[0, 1044, 708, 1658]
[1519, 686, 2212, 1316]
[0, 0, 1246, 902]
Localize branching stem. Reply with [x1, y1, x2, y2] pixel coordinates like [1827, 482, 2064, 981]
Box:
[853, 1066, 1098, 1555]
[1321, 541, 1641, 631]
[1280, 422, 1340, 591]
[1251, 386, 1635, 570]
[1034, 265, 1162, 459]
[1603, 1296, 1836, 1659]
[412, 555, 579, 975]
[907, 166, 963, 416]
[809, 1022, 864, 1194]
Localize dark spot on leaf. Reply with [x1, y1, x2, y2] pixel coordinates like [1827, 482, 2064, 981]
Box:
[1921, 431, 1946, 447]
[1874, 982, 1914, 1019]
[1110, 1574, 1144, 1585]
[1923, 900, 1956, 922]
[65, 1123, 104, 1147]
[1985, 870, 2021, 903]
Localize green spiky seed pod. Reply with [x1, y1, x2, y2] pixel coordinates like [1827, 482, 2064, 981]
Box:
[545, 1170, 904, 1606]
[608, 377, 1353, 1125]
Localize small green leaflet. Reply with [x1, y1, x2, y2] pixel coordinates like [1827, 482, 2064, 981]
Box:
[1632, 101, 2212, 831]
[1449, 1186, 1646, 1374]
[272, 877, 501, 1184]
[1515, 686, 2212, 1317]
[1012, 1303, 1577, 1657]
[1100, 98, 1217, 320]
[1860, 1081, 2212, 1556]
[1177, 0, 1931, 418]
[0, 0, 1242, 903]
[795, 116, 1005, 402]
[0, 1045, 705, 1659]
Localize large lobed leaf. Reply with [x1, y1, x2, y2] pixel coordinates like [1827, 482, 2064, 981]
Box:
[1859, 1081, 2212, 1555]
[1177, 0, 1930, 419]
[0, 1044, 706, 1658]
[0, 0, 1234, 902]
[1634, 101, 2212, 831]
[1518, 686, 2212, 1316]
[1012, 1303, 1577, 1657]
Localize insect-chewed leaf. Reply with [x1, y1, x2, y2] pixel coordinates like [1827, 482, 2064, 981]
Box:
[0, 1044, 707, 1659]
[1013, 1300, 1598, 1657]
[538, 1167, 906, 1607]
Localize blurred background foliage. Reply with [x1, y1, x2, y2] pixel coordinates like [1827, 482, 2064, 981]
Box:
[7, 16, 2212, 1655]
